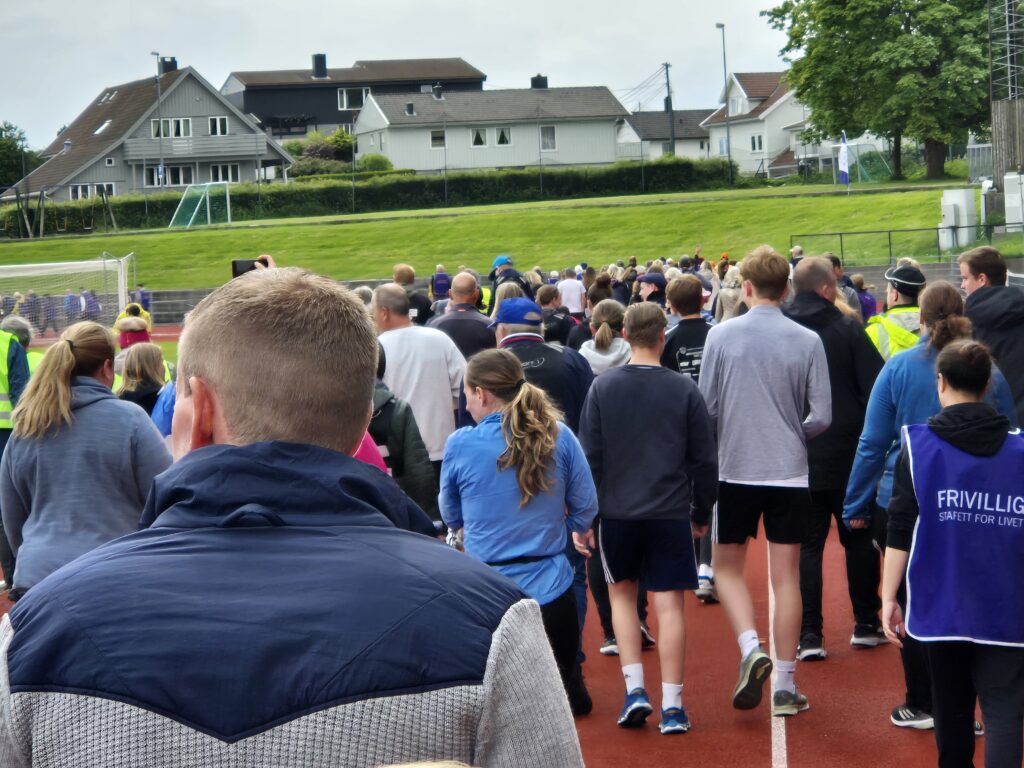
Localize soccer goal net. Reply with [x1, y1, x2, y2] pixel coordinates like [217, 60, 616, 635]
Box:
[168, 182, 232, 229]
[0, 253, 135, 337]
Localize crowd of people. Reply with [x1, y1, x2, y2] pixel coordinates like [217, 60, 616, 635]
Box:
[0, 247, 1018, 767]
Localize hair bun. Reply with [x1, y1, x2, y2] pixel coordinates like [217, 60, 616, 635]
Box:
[595, 274, 612, 287]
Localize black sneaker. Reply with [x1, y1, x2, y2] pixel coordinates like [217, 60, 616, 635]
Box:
[851, 624, 887, 648]
[567, 667, 593, 717]
[599, 636, 619, 656]
[890, 705, 934, 729]
[640, 623, 656, 650]
[797, 634, 827, 662]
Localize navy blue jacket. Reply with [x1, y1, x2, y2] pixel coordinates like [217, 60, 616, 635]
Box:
[5, 442, 526, 743]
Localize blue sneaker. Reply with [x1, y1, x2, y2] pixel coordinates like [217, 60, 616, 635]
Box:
[659, 706, 691, 734]
[617, 687, 653, 727]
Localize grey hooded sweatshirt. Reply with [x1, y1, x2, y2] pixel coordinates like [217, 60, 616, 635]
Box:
[0, 376, 172, 590]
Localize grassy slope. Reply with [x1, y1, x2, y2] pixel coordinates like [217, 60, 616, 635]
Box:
[0, 187, 961, 288]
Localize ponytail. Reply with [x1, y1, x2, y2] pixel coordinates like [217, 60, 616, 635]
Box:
[464, 349, 564, 507]
[589, 298, 625, 352]
[920, 282, 971, 351]
[13, 321, 115, 438]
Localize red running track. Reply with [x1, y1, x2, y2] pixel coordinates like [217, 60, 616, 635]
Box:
[576, 522, 979, 767]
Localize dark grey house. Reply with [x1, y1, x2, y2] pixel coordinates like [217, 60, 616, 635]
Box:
[2, 59, 292, 203]
[221, 55, 487, 138]
[620, 109, 717, 160]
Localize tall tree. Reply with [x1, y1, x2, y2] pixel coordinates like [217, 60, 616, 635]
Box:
[0, 122, 43, 190]
[765, 0, 989, 179]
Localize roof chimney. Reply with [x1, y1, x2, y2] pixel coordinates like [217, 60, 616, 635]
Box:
[63, 139, 72, 153]
[158, 56, 177, 75]
[405, 102, 416, 116]
[312, 53, 327, 79]
[531, 74, 549, 89]
[432, 83, 444, 100]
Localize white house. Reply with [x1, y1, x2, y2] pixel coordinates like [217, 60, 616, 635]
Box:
[617, 109, 716, 161]
[701, 72, 809, 176]
[353, 85, 630, 173]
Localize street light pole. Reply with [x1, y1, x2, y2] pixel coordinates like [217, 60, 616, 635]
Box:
[151, 52, 165, 189]
[715, 23, 733, 186]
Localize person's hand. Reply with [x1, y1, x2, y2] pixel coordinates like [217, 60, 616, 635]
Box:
[253, 254, 277, 270]
[882, 599, 905, 648]
[573, 530, 594, 558]
[848, 518, 870, 529]
[691, 521, 708, 538]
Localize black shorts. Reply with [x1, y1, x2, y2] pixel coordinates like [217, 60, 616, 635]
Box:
[598, 518, 697, 592]
[713, 482, 811, 545]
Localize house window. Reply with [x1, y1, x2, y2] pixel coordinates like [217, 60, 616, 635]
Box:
[94, 120, 112, 135]
[729, 97, 743, 115]
[540, 125, 557, 151]
[69, 185, 90, 200]
[751, 135, 763, 151]
[420, 84, 432, 93]
[337, 88, 369, 110]
[145, 165, 194, 187]
[105, 157, 115, 167]
[210, 164, 240, 183]
[471, 128, 487, 147]
[368, 134, 376, 147]
[209, 116, 229, 136]
[699, 140, 705, 150]
[430, 129, 446, 149]
[497, 127, 512, 146]
[151, 118, 192, 138]
[719, 138, 729, 156]
[338, 123, 353, 134]
[96, 183, 114, 197]
[662, 142, 673, 155]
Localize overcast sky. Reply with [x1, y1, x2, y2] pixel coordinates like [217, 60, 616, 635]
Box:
[4, 0, 789, 150]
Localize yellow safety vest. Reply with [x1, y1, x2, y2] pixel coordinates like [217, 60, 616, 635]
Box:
[0, 333, 14, 429]
[26, 349, 44, 375]
[865, 306, 920, 361]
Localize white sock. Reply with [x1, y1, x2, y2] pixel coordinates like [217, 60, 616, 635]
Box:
[662, 682, 683, 710]
[775, 659, 796, 694]
[698, 564, 713, 579]
[622, 663, 644, 693]
[738, 630, 760, 659]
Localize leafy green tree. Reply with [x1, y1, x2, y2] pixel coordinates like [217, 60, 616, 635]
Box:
[0, 122, 43, 189]
[356, 153, 393, 172]
[326, 128, 354, 163]
[765, 0, 989, 179]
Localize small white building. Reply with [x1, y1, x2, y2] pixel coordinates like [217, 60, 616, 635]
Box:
[701, 72, 808, 176]
[354, 85, 630, 173]
[617, 109, 716, 161]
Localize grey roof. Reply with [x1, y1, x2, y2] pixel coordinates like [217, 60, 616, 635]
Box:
[627, 110, 716, 140]
[230, 58, 485, 87]
[4, 67, 290, 200]
[373, 87, 629, 126]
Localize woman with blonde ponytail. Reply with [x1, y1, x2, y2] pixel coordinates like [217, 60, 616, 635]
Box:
[0, 321, 171, 597]
[440, 348, 598, 716]
[579, 299, 629, 375]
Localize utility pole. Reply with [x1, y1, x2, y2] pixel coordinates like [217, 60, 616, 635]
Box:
[715, 23, 733, 186]
[151, 52, 165, 188]
[663, 62, 675, 156]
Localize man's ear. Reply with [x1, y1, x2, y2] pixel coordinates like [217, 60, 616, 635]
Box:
[189, 377, 220, 450]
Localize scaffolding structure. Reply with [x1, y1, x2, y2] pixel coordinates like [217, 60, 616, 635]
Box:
[990, 0, 1024, 188]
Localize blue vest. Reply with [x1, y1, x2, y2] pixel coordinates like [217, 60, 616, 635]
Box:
[904, 424, 1024, 646]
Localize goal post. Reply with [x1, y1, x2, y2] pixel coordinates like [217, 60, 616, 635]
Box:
[168, 183, 232, 229]
[0, 253, 134, 334]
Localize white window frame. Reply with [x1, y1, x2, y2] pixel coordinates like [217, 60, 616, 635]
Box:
[496, 126, 513, 146]
[145, 165, 193, 187]
[210, 164, 240, 183]
[94, 120, 112, 136]
[540, 125, 557, 152]
[105, 157, 116, 167]
[420, 84, 432, 93]
[470, 128, 488, 148]
[209, 116, 229, 136]
[430, 129, 446, 149]
[70, 183, 115, 200]
[718, 138, 729, 156]
[151, 117, 192, 139]
[661, 141, 673, 155]
[751, 135, 763, 151]
[337, 87, 370, 110]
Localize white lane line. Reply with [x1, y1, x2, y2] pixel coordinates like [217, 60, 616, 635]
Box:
[768, 552, 789, 768]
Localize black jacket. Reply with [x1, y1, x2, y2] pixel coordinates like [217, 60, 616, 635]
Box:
[887, 403, 1011, 550]
[487, 268, 534, 314]
[542, 307, 575, 346]
[784, 292, 884, 490]
[965, 285, 1024, 424]
[498, 333, 593, 433]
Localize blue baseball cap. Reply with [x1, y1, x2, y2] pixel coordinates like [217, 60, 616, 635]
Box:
[488, 297, 544, 328]
[492, 254, 513, 269]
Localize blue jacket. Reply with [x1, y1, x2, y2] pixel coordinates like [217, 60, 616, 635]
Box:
[440, 413, 597, 605]
[843, 338, 1017, 523]
[3, 442, 563, 748]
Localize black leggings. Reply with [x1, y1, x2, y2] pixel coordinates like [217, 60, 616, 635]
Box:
[540, 587, 581, 692]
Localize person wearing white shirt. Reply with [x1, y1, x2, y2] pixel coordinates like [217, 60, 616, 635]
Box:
[557, 269, 587, 318]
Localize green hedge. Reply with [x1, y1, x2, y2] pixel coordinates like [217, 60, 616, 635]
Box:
[293, 168, 416, 184]
[0, 157, 736, 236]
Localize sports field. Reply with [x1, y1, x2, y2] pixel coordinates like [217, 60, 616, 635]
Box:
[0, 186, 973, 289]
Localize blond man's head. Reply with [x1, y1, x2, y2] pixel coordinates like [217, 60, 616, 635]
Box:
[740, 245, 790, 302]
[177, 268, 377, 456]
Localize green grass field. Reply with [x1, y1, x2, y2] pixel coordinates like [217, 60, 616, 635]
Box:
[0, 185, 976, 289]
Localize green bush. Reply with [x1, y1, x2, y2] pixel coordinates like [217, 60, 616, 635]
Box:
[281, 139, 305, 158]
[293, 168, 416, 183]
[326, 129, 354, 162]
[356, 153, 393, 172]
[289, 156, 352, 177]
[0, 157, 737, 236]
